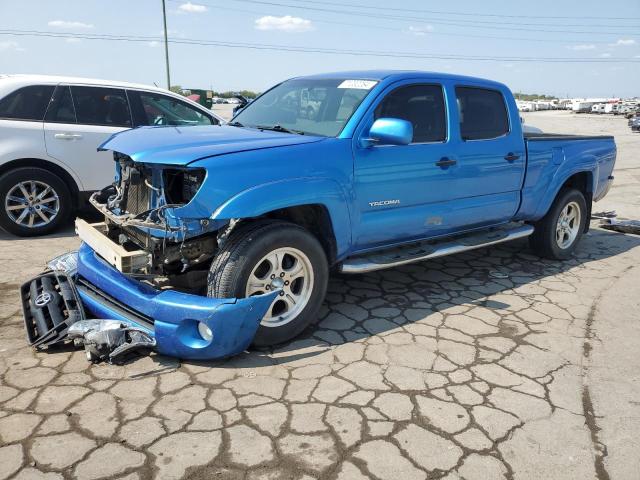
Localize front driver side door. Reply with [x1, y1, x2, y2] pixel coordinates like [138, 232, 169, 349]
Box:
[353, 82, 458, 250]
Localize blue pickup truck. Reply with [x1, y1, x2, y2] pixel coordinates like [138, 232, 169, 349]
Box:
[49, 70, 615, 360]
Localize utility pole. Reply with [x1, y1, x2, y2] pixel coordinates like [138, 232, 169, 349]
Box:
[161, 0, 171, 89]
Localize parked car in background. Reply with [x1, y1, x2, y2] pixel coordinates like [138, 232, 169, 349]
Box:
[0, 75, 223, 236]
[75, 70, 616, 356]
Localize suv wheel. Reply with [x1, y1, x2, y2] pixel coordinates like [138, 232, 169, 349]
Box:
[529, 188, 587, 260]
[208, 221, 329, 346]
[0, 167, 72, 237]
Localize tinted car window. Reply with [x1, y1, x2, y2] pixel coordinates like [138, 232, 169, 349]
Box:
[71, 86, 131, 127]
[44, 86, 76, 123]
[456, 87, 509, 140]
[131, 91, 214, 126]
[375, 84, 446, 143]
[0, 85, 55, 121]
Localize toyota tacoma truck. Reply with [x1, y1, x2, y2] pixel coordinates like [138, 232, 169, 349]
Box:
[47, 71, 616, 360]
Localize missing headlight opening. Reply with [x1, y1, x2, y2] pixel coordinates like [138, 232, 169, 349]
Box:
[163, 168, 206, 205]
[85, 153, 216, 283]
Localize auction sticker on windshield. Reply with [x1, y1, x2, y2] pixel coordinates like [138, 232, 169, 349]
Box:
[338, 80, 378, 90]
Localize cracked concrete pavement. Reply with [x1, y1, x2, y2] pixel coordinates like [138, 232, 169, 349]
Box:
[1, 111, 639, 479]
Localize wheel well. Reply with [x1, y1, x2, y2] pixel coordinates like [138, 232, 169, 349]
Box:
[261, 204, 338, 264]
[560, 171, 593, 232]
[0, 159, 81, 206]
[561, 171, 592, 196]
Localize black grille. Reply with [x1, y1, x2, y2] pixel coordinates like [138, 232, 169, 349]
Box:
[21, 271, 85, 348]
[125, 181, 151, 216]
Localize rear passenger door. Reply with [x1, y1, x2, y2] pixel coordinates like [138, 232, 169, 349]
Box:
[44, 85, 132, 191]
[453, 86, 525, 219]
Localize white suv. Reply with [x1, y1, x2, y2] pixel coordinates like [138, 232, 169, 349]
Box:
[0, 75, 223, 236]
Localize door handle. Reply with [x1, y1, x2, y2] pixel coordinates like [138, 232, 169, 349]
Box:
[435, 157, 457, 167]
[504, 152, 520, 161]
[54, 133, 83, 140]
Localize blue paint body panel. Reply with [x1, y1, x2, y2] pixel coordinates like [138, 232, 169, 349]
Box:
[79, 71, 616, 359]
[76, 243, 277, 360]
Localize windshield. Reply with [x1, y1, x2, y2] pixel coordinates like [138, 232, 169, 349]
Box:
[232, 78, 377, 137]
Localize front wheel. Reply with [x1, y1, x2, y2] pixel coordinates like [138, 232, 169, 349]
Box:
[0, 167, 72, 237]
[207, 221, 329, 346]
[529, 188, 587, 260]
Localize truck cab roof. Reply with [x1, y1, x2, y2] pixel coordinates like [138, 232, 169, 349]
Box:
[293, 70, 508, 89]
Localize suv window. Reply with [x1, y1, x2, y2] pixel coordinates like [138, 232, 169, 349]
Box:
[44, 86, 76, 123]
[129, 91, 215, 126]
[0, 85, 55, 121]
[374, 84, 446, 143]
[71, 86, 132, 127]
[456, 87, 509, 140]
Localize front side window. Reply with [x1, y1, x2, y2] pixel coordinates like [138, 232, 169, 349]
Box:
[0, 85, 55, 121]
[374, 84, 446, 143]
[456, 87, 509, 140]
[71, 86, 131, 127]
[233, 78, 375, 137]
[135, 92, 214, 126]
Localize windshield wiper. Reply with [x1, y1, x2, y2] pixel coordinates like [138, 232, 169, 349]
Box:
[256, 124, 305, 135]
[227, 121, 244, 127]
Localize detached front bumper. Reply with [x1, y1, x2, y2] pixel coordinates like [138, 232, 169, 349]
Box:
[75, 243, 276, 360]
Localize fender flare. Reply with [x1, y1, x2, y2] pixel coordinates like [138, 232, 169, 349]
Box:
[534, 161, 596, 219]
[211, 177, 353, 258]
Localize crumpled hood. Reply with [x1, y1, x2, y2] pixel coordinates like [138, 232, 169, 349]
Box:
[99, 125, 325, 166]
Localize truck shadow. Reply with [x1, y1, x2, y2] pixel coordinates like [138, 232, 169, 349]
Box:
[185, 224, 640, 370]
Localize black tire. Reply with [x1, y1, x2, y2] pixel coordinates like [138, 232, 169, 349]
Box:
[529, 188, 587, 260]
[0, 167, 72, 237]
[208, 221, 329, 347]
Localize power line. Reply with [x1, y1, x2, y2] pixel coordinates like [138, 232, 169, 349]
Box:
[172, 0, 628, 46]
[2, 29, 638, 63]
[219, 0, 640, 35]
[283, 0, 640, 21]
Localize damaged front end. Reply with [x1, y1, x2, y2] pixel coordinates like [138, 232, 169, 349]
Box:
[88, 153, 225, 276]
[20, 247, 278, 362]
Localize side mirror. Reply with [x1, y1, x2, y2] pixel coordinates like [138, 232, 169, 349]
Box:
[363, 118, 413, 147]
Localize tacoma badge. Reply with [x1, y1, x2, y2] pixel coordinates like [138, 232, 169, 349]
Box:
[369, 199, 400, 207]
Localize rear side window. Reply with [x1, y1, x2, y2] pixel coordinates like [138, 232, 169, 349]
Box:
[0, 85, 55, 121]
[456, 87, 509, 140]
[45, 86, 76, 123]
[375, 84, 446, 143]
[71, 86, 132, 127]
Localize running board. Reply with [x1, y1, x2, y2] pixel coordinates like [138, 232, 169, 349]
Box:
[340, 223, 534, 274]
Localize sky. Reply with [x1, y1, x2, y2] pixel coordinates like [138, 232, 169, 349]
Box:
[1, 0, 639, 98]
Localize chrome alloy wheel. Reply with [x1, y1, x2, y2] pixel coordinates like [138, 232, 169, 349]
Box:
[245, 247, 314, 328]
[556, 201, 581, 249]
[4, 180, 60, 229]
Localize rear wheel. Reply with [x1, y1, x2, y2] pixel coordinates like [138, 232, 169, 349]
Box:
[0, 167, 72, 237]
[208, 221, 329, 346]
[529, 188, 587, 259]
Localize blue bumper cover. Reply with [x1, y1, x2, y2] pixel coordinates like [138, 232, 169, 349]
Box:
[76, 243, 276, 360]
